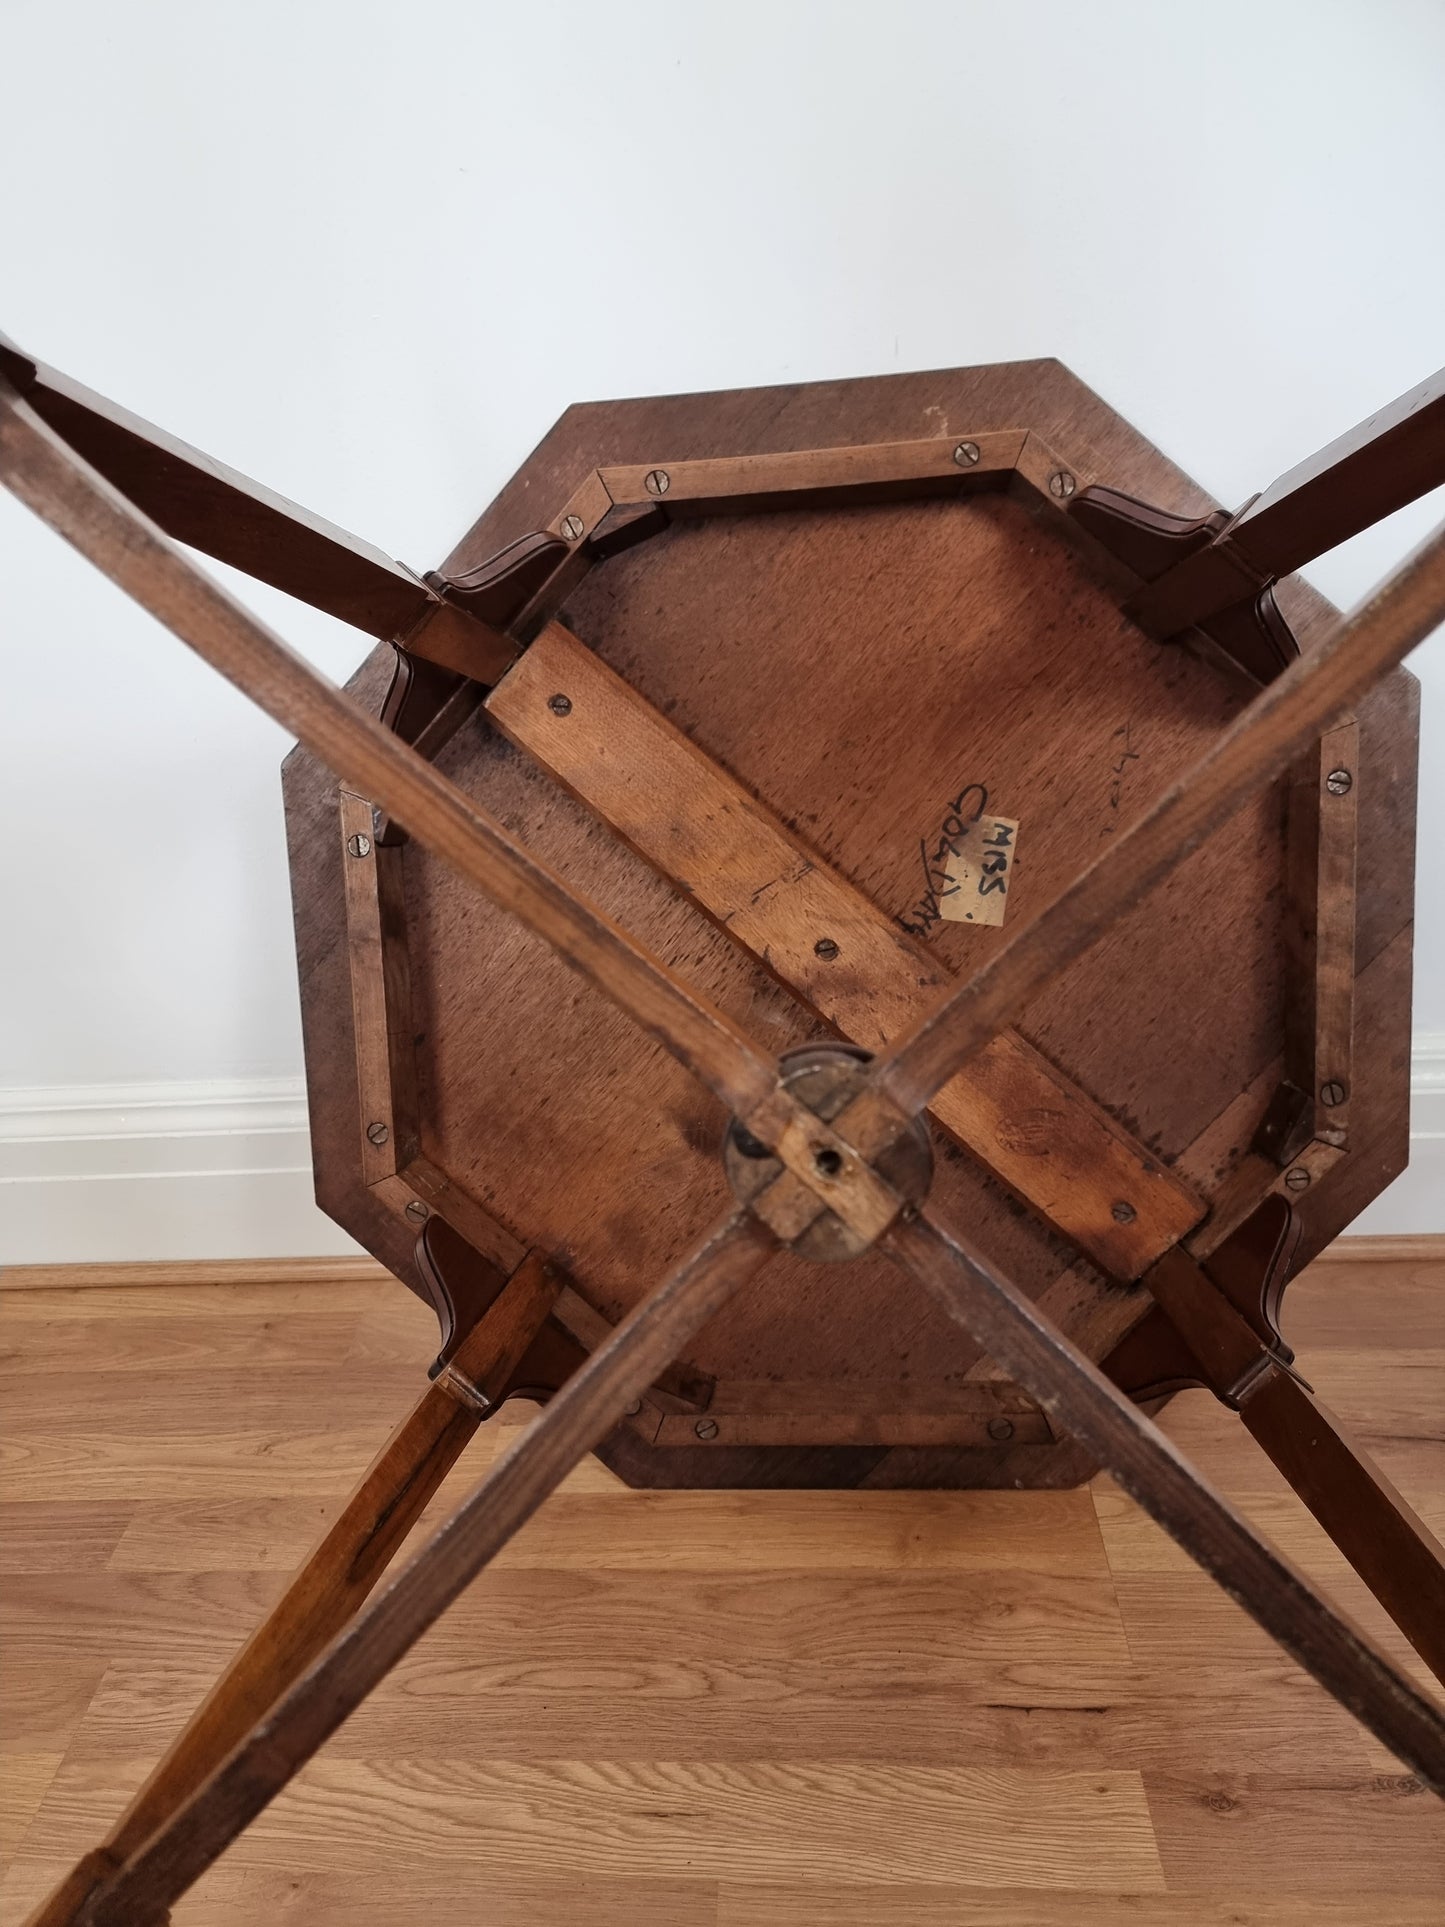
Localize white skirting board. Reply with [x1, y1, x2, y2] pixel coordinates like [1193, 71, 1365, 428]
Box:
[1, 1043, 1442, 1265]
[1347, 1033, 1445, 1233]
[0, 1077, 362, 1264]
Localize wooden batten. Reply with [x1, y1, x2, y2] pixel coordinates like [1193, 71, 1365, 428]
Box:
[597, 430, 1026, 515]
[338, 789, 420, 1185]
[338, 785, 532, 1282]
[1284, 720, 1360, 1149]
[486, 620, 1205, 1280]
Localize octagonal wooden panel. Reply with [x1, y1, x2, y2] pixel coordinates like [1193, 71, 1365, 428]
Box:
[282, 359, 1418, 1489]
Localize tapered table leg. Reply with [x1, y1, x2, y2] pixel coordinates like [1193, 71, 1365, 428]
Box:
[1139, 1241, 1445, 1689]
[1240, 1373, 1445, 1686]
[888, 1210, 1445, 1790]
[24, 1254, 559, 1927]
[44, 1210, 774, 1927]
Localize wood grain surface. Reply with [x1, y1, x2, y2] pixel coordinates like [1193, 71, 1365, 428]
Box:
[281, 359, 1418, 1490]
[486, 619, 1205, 1279]
[2, 1250, 1441, 1921]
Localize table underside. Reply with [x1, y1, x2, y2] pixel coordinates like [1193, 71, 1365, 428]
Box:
[284, 360, 1417, 1488]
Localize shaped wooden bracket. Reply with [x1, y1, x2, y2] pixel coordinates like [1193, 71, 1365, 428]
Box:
[1107, 1197, 1445, 1689]
[1072, 365, 1445, 680]
[1069, 485, 1298, 682]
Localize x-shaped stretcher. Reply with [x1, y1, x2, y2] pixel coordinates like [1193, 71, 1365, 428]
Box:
[2, 337, 1443, 1925]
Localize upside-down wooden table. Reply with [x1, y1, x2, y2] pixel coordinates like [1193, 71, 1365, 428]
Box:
[3, 335, 1445, 1924]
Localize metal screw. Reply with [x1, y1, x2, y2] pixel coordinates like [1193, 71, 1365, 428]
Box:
[695, 1418, 719, 1440]
[346, 832, 372, 859]
[560, 513, 585, 542]
[1326, 768, 1353, 796]
[645, 468, 671, 496]
[814, 937, 840, 960]
[953, 441, 981, 467]
[987, 1416, 1015, 1443]
[1320, 1080, 1347, 1108]
[1111, 1201, 1137, 1225]
[366, 1121, 390, 1146]
[404, 1199, 430, 1222]
[623, 1399, 643, 1418]
[1284, 1168, 1311, 1192]
[548, 693, 572, 715]
[1048, 469, 1077, 499]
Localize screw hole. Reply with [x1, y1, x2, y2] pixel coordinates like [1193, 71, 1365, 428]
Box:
[813, 1146, 844, 1180]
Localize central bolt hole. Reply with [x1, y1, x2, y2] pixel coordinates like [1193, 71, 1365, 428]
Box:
[813, 1146, 844, 1180]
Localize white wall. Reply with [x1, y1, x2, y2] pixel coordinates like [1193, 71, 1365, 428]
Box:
[1, 0, 1441, 1259]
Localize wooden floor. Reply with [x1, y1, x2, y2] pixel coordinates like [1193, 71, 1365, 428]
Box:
[1, 1250, 1441, 1924]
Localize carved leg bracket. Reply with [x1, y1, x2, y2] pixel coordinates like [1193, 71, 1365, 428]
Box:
[1109, 1199, 1445, 1688]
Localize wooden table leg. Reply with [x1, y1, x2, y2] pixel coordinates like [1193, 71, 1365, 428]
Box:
[887, 1209, 1445, 1791]
[1109, 1233, 1445, 1688]
[1241, 1372, 1445, 1685]
[23, 1254, 560, 1927]
[40, 1210, 774, 1927]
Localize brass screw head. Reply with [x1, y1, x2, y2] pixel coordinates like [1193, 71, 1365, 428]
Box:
[1048, 469, 1077, 499]
[548, 693, 572, 716]
[814, 937, 840, 960]
[987, 1416, 1015, 1442]
[366, 1121, 390, 1146]
[953, 441, 981, 467]
[1284, 1168, 1311, 1192]
[346, 832, 372, 859]
[645, 468, 671, 496]
[560, 513, 585, 542]
[1111, 1200, 1137, 1225]
[1326, 768, 1353, 796]
[404, 1199, 430, 1222]
[695, 1418, 720, 1440]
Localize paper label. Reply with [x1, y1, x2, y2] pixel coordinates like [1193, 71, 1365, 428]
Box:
[941, 815, 1019, 926]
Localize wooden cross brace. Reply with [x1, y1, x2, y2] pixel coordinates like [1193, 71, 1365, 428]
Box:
[2, 340, 1444, 1925]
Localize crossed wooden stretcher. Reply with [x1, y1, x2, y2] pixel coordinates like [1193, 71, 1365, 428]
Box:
[2, 337, 1444, 1924]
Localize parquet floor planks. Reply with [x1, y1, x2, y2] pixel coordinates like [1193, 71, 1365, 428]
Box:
[0, 1250, 1441, 1923]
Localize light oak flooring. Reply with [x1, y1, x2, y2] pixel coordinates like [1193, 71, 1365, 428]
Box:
[0, 1251, 1441, 1923]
